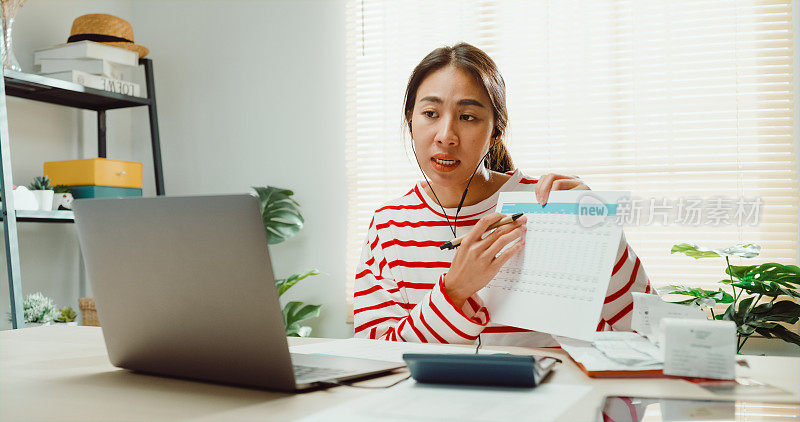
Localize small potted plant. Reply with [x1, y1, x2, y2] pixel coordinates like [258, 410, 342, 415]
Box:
[55, 307, 78, 326]
[52, 185, 73, 210]
[28, 176, 54, 211]
[6, 292, 60, 327]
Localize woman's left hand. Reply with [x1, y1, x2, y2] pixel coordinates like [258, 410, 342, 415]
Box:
[535, 173, 590, 205]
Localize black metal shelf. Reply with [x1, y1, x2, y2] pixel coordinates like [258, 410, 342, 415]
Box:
[0, 210, 75, 223]
[3, 69, 151, 111]
[1, 54, 165, 329]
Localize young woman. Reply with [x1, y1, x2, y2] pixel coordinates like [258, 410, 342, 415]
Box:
[353, 43, 650, 347]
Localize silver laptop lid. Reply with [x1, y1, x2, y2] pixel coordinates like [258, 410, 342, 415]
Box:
[73, 194, 297, 390]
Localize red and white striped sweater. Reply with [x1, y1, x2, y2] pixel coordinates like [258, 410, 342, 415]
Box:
[353, 170, 651, 347]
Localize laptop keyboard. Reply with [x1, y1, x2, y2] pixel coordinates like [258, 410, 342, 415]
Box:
[293, 364, 352, 382]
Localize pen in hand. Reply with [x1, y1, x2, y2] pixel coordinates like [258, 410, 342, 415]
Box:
[439, 213, 525, 250]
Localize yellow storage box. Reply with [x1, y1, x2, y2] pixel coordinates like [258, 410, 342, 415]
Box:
[44, 158, 143, 188]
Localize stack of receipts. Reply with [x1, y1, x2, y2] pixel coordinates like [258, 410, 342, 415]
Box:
[556, 332, 664, 373]
[630, 292, 708, 341]
[556, 292, 709, 376]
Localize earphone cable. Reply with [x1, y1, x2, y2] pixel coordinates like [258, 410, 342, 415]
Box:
[318, 373, 412, 389]
[411, 141, 458, 237]
[411, 140, 494, 238]
[454, 146, 492, 235]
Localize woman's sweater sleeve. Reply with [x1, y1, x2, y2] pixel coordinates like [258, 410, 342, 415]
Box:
[599, 231, 652, 331]
[353, 216, 490, 343]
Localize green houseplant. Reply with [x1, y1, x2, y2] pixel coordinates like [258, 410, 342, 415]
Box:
[28, 175, 54, 211]
[663, 243, 800, 353]
[28, 176, 52, 191]
[253, 186, 321, 337]
[55, 307, 78, 325]
[6, 292, 60, 326]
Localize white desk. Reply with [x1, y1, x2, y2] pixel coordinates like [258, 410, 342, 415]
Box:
[2, 326, 797, 421]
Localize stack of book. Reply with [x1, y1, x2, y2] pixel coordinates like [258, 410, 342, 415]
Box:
[34, 41, 143, 97]
[44, 158, 143, 200]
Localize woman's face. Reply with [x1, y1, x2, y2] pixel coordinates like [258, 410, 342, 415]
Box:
[410, 65, 496, 189]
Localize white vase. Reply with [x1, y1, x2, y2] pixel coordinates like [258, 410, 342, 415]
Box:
[1, 16, 21, 72]
[25, 322, 52, 328]
[31, 190, 54, 210]
[52, 193, 73, 210]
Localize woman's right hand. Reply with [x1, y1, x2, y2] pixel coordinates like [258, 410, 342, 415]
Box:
[443, 213, 527, 308]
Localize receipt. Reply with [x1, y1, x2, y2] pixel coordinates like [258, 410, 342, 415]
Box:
[662, 318, 736, 380]
[631, 292, 707, 341]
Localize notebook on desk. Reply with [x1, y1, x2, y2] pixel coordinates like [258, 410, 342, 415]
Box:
[572, 361, 665, 378]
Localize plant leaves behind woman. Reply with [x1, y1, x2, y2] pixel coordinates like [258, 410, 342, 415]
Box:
[253, 186, 304, 244]
[253, 186, 321, 337]
[666, 243, 800, 352]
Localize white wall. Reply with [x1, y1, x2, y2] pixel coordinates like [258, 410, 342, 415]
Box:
[130, 0, 350, 338]
[1, 0, 352, 338]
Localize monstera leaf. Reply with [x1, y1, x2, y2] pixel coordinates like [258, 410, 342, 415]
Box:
[658, 285, 733, 307]
[671, 243, 761, 259]
[253, 186, 304, 244]
[283, 301, 322, 337]
[725, 263, 800, 298]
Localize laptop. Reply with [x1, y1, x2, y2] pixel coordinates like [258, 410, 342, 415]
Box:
[72, 194, 402, 391]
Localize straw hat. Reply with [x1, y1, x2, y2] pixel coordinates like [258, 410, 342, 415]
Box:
[67, 14, 149, 58]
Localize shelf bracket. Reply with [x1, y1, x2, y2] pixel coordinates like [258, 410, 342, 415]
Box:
[98, 110, 106, 158]
[141, 58, 165, 195]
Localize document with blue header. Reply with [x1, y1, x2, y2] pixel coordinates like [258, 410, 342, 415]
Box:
[479, 191, 629, 341]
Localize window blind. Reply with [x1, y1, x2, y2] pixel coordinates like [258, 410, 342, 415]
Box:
[344, 0, 798, 316]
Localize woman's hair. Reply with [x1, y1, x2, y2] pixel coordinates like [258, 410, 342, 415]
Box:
[403, 42, 514, 173]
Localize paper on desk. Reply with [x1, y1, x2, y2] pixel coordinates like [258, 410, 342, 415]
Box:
[297, 382, 592, 422]
[289, 338, 500, 363]
[631, 292, 707, 340]
[556, 332, 664, 372]
[662, 318, 736, 380]
[593, 333, 663, 365]
[481, 191, 628, 341]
